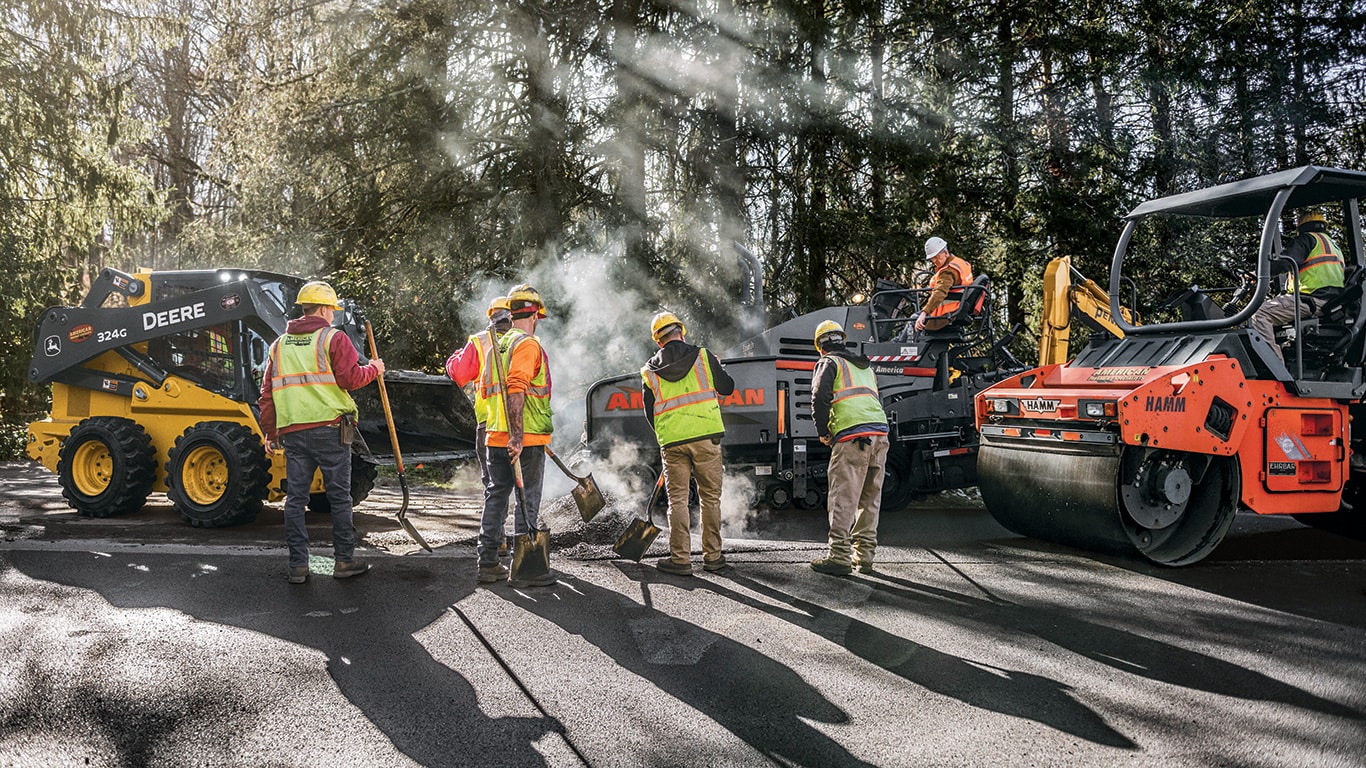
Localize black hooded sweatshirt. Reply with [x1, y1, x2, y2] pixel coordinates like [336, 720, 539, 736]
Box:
[811, 348, 889, 442]
[641, 339, 735, 445]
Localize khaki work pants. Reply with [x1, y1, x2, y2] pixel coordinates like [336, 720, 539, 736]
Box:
[825, 435, 889, 566]
[661, 438, 724, 564]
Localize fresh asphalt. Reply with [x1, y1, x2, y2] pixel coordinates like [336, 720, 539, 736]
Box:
[1, 459, 1364, 767]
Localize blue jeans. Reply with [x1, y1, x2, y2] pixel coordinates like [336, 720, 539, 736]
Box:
[281, 425, 357, 567]
[478, 445, 545, 565]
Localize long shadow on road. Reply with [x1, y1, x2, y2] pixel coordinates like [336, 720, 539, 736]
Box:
[6, 550, 554, 768]
[493, 570, 879, 768]
[854, 570, 1360, 721]
[681, 567, 1137, 749]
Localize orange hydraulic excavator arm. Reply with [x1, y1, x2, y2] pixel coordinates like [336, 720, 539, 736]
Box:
[1038, 255, 1138, 366]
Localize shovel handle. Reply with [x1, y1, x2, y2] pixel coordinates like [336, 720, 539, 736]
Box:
[544, 446, 580, 480]
[364, 320, 404, 475]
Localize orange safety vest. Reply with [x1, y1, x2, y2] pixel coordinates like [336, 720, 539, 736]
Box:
[927, 256, 975, 317]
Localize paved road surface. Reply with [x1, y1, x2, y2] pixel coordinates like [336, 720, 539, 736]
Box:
[2, 460, 1364, 767]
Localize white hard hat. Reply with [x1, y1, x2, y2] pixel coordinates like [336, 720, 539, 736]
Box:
[924, 236, 949, 259]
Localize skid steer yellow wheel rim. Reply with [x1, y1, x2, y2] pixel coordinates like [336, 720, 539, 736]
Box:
[181, 444, 229, 506]
[71, 440, 113, 497]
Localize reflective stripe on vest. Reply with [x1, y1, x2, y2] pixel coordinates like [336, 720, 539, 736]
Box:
[268, 327, 358, 430]
[928, 256, 975, 317]
[482, 329, 553, 437]
[827, 356, 886, 435]
[1297, 233, 1345, 294]
[642, 349, 725, 446]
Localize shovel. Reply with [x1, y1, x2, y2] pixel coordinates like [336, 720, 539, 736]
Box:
[365, 320, 432, 552]
[613, 473, 664, 562]
[545, 447, 606, 522]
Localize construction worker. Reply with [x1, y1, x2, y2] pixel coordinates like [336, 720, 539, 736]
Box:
[259, 281, 385, 584]
[905, 236, 974, 338]
[1251, 210, 1346, 364]
[476, 284, 556, 587]
[640, 311, 735, 575]
[446, 296, 513, 494]
[808, 320, 890, 576]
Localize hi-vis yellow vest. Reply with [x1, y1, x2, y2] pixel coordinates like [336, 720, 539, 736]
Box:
[1297, 232, 1345, 294]
[642, 349, 725, 447]
[468, 329, 499, 426]
[268, 327, 358, 430]
[481, 329, 553, 437]
[827, 356, 886, 435]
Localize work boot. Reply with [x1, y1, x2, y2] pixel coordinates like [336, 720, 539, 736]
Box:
[477, 563, 509, 583]
[810, 556, 853, 576]
[852, 558, 875, 574]
[655, 557, 693, 576]
[333, 558, 371, 579]
[287, 566, 309, 584]
[703, 555, 730, 573]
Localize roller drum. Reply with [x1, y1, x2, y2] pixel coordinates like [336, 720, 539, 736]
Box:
[978, 441, 1133, 555]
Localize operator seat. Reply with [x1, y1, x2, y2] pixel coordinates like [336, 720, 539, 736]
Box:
[1285, 266, 1366, 372]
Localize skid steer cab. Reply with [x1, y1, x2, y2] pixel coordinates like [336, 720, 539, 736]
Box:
[26, 268, 474, 528]
[585, 247, 1026, 514]
[975, 165, 1366, 566]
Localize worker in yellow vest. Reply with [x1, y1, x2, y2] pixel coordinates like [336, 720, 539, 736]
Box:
[476, 284, 556, 587]
[260, 281, 385, 584]
[808, 320, 889, 576]
[446, 296, 513, 493]
[640, 311, 735, 575]
[1251, 210, 1347, 365]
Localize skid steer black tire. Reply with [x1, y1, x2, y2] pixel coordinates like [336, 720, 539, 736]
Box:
[307, 455, 378, 514]
[56, 417, 156, 518]
[167, 422, 270, 528]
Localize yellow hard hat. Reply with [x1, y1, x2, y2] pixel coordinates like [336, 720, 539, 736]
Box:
[486, 296, 511, 319]
[1298, 210, 1326, 226]
[297, 281, 342, 310]
[813, 319, 844, 349]
[507, 284, 546, 318]
[651, 311, 685, 343]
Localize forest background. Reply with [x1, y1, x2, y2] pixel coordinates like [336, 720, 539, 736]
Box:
[3, 0, 1366, 452]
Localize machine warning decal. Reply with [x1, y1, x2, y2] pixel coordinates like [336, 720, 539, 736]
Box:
[1274, 433, 1311, 461]
[1021, 398, 1061, 413]
[68, 324, 93, 343]
[852, 322, 866, 330]
[43, 336, 60, 356]
[1089, 366, 1151, 383]
[220, 293, 242, 310]
[101, 378, 120, 391]
[1144, 396, 1186, 412]
[1267, 461, 1296, 476]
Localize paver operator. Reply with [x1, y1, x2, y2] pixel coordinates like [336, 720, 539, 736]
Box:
[909, 235, 974, 337]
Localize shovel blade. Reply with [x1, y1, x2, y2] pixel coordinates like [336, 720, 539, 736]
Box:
[397, 511, 433, 552]
[510, 528, 552, 581]
[572, 474, 607, 522]
[613, 517, 661, 562]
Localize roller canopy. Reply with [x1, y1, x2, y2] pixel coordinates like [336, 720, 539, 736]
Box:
[1126, 166, 1366, 220]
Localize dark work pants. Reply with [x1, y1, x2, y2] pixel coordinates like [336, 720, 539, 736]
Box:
[478, 445, 545, 565]
[281, 425, 357, 568]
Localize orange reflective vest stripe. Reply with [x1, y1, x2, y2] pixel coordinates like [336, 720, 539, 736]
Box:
[928, 256, 974, 317]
